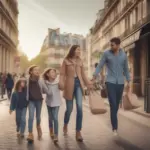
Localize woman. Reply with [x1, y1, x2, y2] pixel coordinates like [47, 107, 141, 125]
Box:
[59, 45, 93, 142]
[5, 73, 14, 99]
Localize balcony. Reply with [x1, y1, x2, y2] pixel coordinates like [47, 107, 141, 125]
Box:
[103, 1, 134, 34]
[92, 50, 103, 59]
[91, 0, 119, 35]
[107, 0, 116, 8]
[120, 14, 150, 40]
[103, 43, 110, 50]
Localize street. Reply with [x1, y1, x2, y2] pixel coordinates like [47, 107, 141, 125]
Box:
[0, 99, 149, 150]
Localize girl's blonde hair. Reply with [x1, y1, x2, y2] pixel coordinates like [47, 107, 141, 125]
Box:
[13, 78, 26, 92]
[42, 68, 57, 80]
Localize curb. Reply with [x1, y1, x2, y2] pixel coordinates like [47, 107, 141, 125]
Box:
[104, 100, 150, 118]
[0, 98, 7, 102]
[83, 98, 150, 128]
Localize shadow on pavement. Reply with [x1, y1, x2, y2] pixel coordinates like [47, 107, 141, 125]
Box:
[114, 137, 143, 150]
[77, 142, 90, 150]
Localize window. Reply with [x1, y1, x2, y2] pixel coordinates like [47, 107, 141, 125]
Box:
[142, 0, 146, 18]
[135, 7, 138, 23]
[125, 15, 130, 30]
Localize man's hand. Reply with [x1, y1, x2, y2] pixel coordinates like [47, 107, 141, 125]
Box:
[126, 82, 131, 92]
[91, 75, 96, 82]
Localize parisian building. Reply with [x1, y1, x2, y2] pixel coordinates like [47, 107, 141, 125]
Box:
[0, 0, 19, 73]
[40, 28, 88, 73]
[89, 0, 150, 96]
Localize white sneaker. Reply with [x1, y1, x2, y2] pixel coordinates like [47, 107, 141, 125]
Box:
[113, 130, 118, 136]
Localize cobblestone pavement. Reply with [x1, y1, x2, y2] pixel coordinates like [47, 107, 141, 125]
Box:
[0, 99, 150, 150]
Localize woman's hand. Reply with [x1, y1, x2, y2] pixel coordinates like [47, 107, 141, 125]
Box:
[9, 110, 13, 115]
[87, 83, 94, 92]
[58, 82, 64, 91]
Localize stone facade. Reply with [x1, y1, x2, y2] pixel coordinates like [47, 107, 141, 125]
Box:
[40, 28, 88, 72]
[89, 0, 150, 96]
[0, 0, 19, 73]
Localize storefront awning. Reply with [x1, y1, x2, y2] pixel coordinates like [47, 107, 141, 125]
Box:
[122, 30, 141, 51]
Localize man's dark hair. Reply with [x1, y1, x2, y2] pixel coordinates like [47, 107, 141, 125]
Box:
[95, 63, 98, 68]
[110, 37, 121, 45]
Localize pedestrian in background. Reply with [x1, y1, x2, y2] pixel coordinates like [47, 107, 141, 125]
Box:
[93, 37, 130, 136]
[9, 78, 28, 138]
[59, 45, 93, 142]
[43, 68, 62, 143]
[2, 72, 6, 97]
[26, 65, 49, 142]
[5, 73, 14, 99]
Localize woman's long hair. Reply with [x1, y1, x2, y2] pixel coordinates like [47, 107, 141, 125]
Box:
[42, 68, 56, 81]
[66, 45, 80, 59]
[13, 78, 26, 92]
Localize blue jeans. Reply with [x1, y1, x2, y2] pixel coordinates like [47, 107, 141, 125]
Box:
[64, 77, 83, 131]
[16, 107, 27, 134]
[106, 82, 124, 130]
[28, 101, 42, 132]
[47, 106, 59, 136]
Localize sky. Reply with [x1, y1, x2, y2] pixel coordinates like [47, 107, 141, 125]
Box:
[18, 0, 104, 60]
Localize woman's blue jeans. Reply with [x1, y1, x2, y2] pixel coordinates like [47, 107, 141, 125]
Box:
[64, 77, 83, 131]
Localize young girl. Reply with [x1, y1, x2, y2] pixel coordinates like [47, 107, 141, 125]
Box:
[43, 68, 62, 143]
[9, 78, 28, 138]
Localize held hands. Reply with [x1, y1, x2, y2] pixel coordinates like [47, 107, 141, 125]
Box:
[126, 82, 132, 93]
[9, 110, 13, 115]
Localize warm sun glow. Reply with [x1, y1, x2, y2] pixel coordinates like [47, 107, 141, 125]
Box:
[18, 0, 91, 60]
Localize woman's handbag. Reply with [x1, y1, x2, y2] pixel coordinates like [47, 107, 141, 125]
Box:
[89, 91, 107, 114]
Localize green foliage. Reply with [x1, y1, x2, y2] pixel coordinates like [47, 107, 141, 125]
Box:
[29, 54, 47, 71]
[20, 54, 29, 72]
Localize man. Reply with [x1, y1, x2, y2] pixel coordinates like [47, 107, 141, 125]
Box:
[93, 37, 130, 135]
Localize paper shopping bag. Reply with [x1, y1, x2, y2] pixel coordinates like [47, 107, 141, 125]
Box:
[89, 91, 107, 114]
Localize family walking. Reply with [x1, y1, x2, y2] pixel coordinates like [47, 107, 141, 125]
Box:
[9, 37, 131, 143]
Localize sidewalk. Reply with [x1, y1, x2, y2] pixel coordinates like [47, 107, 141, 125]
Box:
[83, 96, 150, 128]
[0, 95, 7, 101]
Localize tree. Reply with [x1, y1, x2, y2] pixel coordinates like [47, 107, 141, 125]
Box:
[29, 54, 47, 71]
[19, 54, 30, 73]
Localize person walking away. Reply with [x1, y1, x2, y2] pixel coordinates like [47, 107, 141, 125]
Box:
[5, 73, 14, 99]
[43, 68, 62, 143]
[2, 73, 6, 97]
[93, 37, 131, 136]
[9, 78, 28, 138]
[59, 45, 93, 142]
[26, 65, 48, 142]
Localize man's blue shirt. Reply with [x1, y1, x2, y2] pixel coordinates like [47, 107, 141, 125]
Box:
[94, 49, 130, 84]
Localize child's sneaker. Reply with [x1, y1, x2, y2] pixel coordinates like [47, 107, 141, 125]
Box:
[53, 135, 58, 143]
[37, 125, 42, 139]
[17, 132, 20, 138]
[63, 124, 68, 135]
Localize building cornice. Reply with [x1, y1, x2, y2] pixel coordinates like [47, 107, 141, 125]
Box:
[103, 0, 142, 35]
[91, 0, 120, 34]
[0, 1, 18, 32]
[0, 29, 16, 50]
